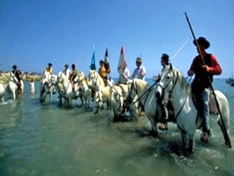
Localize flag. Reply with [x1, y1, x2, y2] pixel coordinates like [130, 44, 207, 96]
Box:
[117, 45, 126, 73]
[90, 51, 96, 70]
[104, 48, 109, 63]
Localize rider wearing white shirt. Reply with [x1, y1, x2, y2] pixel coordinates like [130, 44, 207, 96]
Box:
[118, 62, 130, 84]
[63, 64, 71, 78]
[131, 57, 146, 115]
[131, 57, 146, 81]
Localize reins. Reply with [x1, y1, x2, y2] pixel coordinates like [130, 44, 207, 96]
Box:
[158, 69, 190, 120]
[128, 80, 157, 105]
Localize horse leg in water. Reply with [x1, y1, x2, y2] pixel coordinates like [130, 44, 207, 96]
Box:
[16, 81, 22, 96]
[149, 118, 158, 137]
[67, 96, 73, 108]
[180, 130, 195, 153]
[59, 96, 63, 106]
[12, 91, 16, 100]
[1, 96, 4, 103]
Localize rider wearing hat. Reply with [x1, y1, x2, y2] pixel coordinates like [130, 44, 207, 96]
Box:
[45, 63, 53, 75]
[12, 65, 23, 94]
[131, 57, 146, 115]
[187, 36, 222, 143]
[156, 53, 173, 131]
[63, 64, 71, 78]
[131, 57, 146, 81]
[118, 61, 130, 84]
[98, 60, 111, 86]
[69, 64, 78, 83]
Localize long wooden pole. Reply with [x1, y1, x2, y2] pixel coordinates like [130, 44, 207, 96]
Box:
[184, 12, 232, 148]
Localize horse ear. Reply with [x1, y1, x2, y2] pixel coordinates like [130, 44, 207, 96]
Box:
[169, 63, 173, 70]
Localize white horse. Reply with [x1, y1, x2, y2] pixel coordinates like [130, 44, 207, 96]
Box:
[87, 70, 105, 88]
[87, 70, 113, 109]
[7, 72, 24, 99]
[110, 83, 140, 121]
[0, 82, 7, 103]
[74, 71, 91, 109]
[92, 85, 124, 118]
[126, 79, 160, 131]
[155, 64, 232, 152]
[57, 72, 81, 107]
[40, 72, 56, 103]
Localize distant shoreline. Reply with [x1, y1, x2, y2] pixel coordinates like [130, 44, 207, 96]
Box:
[0, 72, 42, 83]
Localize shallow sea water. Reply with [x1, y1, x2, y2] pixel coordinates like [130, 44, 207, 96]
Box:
[0, 79, 234, 176]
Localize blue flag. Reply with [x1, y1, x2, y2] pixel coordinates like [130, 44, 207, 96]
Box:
[90, 51, 96, 70]
[104, 48, 109, 63]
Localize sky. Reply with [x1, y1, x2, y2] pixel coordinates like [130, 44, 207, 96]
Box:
[0, 0, 234, 79]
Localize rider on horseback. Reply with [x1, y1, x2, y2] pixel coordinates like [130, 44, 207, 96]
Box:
[44, 63, 56, 94]
[12, 65, 23, 94]
[98, 60, 111, 86]
[131, 57, 146, 116]
[44, 63, 53, 75]
[63, 64, 71, 78]
[187, 37, 222, 143]
[69, 64, 78, 97]
[156, 53, 174, 131]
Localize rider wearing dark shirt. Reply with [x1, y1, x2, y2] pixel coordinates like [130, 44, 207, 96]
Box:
[187, 37, 222, 143]
[12, 65, 23, 94]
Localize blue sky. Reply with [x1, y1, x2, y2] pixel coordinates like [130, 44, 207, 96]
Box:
[0, 0, 233, 78]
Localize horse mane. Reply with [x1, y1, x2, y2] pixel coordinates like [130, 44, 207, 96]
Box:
[78, 71, 88, 83]
[84, 76, 89, 83]
[173, 67, 191, 94]
[89, 70, 105, 87]
[58, 71, 69, 82]
[133, 78, 150, 91]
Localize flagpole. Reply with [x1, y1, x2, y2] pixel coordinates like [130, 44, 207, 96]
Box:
[171, 37, 191, 61]
[76, 55, 81, 69]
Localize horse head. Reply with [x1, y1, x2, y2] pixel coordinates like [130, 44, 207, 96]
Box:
[110, 85, 125, 117]
[155, 64, 177, 100]
[9, 72, 18, 83]
[75, 71, 85, 83]
[88, 70, 98, 86]
[126, 78, 147, 103]
[57, 72, 67, 84]
[88, 70, 105, 88]
[51, 75, 57, 85]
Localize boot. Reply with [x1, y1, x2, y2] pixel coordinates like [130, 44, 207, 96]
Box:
[200, 129, 211, 143]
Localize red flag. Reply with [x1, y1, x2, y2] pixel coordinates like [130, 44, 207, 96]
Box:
[117, 45, 126, 73]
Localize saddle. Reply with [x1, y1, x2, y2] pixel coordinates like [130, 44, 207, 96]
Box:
[192, 90, 219, 115]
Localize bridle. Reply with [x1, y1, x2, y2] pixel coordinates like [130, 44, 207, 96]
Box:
[157, 69, 190, 120]
[89, 71, 99, 87]
[127, 80, 138, 103]
[58, 73, 71, 95]
[157, 69, 179, 101]
[127, 79, 155, 107]
[112, 87, 124, 114]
